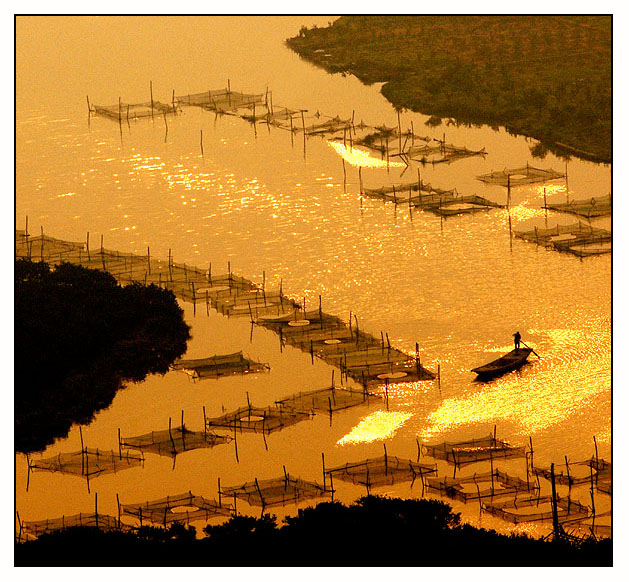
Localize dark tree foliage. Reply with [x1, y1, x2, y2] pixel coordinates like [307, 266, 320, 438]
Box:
[15, 497, 612, 567]
[15, 259, 190, 453]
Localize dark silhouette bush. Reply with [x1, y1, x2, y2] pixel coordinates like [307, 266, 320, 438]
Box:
[15, 259, 190, 453]
[15, 496, 612, 566]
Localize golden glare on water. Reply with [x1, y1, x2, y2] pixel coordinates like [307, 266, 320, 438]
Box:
[328, 141, 406, 168]
[533, 183, 566, 198]
[420, 319, 610, 440]
[503, 203, 546, 223]
[337, 411, 413, 446]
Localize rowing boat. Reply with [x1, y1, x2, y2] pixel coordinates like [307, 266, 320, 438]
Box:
[471, 348, 533, 379]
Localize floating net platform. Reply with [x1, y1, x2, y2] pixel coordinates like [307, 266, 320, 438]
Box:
[362, 180, 501, 216]
[20, 512, 129, 540]
[544, 194, 611, 218]
[258, 311, 435, 386]
[532, 456, 611, 488]
[513, 221, 611, 257]
[426, 469, 538, 503]
[121, 425, 232, 458]
[121, 491, 233, 526]
[563, 510, 612, 540]
[326, 455, 437, 490]
[92, 101, 177, 121]
[404, 143, 487, 165]
[205, 404, 311, 435]
[175, 88, 267, 113]
[350, 128, 485, 164]
[477, 165, 566, 187]
[28, 448, 144, 479]
[172, 351, 269, 380]
[354, 127, 431, 153]
[214, 287, 300, 318]
[482, 494, 590, 524]
[221, 473, 330, 508]
[276, 386, 381, 416]
[422, 434, 526, 466]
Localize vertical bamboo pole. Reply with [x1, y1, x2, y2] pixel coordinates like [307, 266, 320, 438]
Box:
[150, 81, 154, 118]
[200, 129, 204, 156]
[233, 420, 239, 463]
[550, 463, 559, 538]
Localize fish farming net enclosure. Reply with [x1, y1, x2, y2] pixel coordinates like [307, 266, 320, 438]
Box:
[28, 448, 144, 479]
[327, 455, 437, 490]
[20, 513, 129, 540]
[477, 165, 566, 187]
[221, 474, 330, 508]
[544, 194, 611, 218]
[121, 425, 232, 458]
[514, 221, 611, 257]
[205, 404, 312, 435]
[422, 435, 526, 466]
[258, 311, 435, 386]
[362, 181, 503, 216]
[426, 469, 538, 503]
[172, 351, 269, 379]
[121, 492, 233, 526]
[275, 386, 381, 415]
[175, 88, 267, 112]
[92, 101, 177, 121]
[532, 456, 611, 488]
[482, 494, 590, 524]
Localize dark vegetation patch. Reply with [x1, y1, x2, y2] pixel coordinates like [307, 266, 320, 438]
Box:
[15, 496, 611, 566]
[15, 259, 190, 453]
[287, 16, 611, 163]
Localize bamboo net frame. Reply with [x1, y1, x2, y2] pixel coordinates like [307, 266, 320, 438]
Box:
[205, 404, 312, 435]
[532, 456, 611, 488]
[482, 494, 590, 524]
[221, 473, 330, 508]
[326, 455, 437, 490]
[92, 101, 177, 121]
[543, 194, 611, 218]
[276, 385, 381, 415]
[21, 512, 129, 540]
[513, 221, 611, 257]
[121, 425, 232, 458]
[477, 164, 566, 187]
[28, 448, 144, 479]
[121, 491, 233, 526]
[426, 469, 538, 503]
[422, 434, 526, 466]
[172, 351, 270, 380]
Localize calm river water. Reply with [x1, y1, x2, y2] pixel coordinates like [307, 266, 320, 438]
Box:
[16, 16, 611, 539]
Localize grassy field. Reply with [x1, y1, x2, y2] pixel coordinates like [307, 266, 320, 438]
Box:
[287, 16, 611, 163]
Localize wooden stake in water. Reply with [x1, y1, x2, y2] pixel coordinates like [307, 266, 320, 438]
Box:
[550, 463, 559, 538]
[200, 129, 204, 156]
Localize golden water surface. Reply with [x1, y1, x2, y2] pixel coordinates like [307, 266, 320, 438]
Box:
[15, 16, 611, 540]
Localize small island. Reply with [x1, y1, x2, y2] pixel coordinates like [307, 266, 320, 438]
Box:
[287, 16, 611, 163]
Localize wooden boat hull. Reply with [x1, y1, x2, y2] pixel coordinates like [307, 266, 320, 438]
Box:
[471, 348, 533, 379]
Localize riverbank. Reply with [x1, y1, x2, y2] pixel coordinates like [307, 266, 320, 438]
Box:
[286, 16, 611, 164]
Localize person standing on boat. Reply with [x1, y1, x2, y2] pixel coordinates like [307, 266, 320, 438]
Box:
[513, 331, 521, 350]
